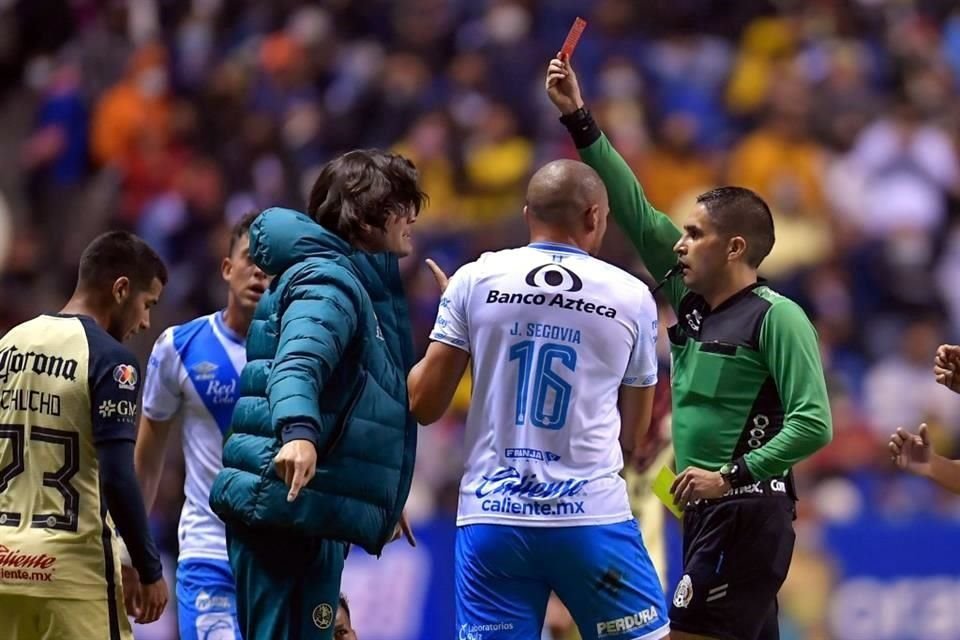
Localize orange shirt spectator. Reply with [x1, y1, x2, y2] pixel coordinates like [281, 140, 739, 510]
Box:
[90, 43, 172, 167]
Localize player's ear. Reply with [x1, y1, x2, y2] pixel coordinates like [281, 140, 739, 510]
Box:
[727, 236, 747, 262]
[221, 256, 233, 282]
[584, 204, 600, 232]
[112, 276, 130, 304]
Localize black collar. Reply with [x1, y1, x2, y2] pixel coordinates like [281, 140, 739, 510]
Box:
[709, 279, 766, 314]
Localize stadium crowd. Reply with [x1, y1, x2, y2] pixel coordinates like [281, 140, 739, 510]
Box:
[2, 0, 960, 638]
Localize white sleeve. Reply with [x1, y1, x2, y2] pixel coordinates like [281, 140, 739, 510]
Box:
[622, 289, 659, 387]
[429, 262, 473, 354]
[141, 328, 183, 420]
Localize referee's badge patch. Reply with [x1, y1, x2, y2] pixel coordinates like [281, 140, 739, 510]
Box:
[673, 574, 693, 609]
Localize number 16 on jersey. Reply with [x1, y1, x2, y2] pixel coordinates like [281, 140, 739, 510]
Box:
[508, 341, 577, 430]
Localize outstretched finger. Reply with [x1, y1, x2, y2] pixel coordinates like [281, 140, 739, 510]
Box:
[402, 518, 417, 547]
[919, 423, 930, 445]
[287, 465, 307, 502]
[425, 258, 449, 290]
[895, 427, 913, 441]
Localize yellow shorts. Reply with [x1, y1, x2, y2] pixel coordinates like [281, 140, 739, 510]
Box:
[0, 593, 132, 640]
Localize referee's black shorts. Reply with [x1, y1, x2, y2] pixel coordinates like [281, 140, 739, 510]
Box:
[669, 494, 796, 640]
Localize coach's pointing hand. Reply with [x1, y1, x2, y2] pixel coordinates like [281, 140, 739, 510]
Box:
[275, 440, 318, 501]
[391, 510, 417, 547]
[545, 57, 584, 116]
[425, 258, 449, 294]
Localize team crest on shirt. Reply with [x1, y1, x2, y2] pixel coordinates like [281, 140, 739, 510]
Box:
[312, 603, 333, 629]
[190, 361, 219, 381]
[673, 574, 694, 608]
[113, 364, 138, 390]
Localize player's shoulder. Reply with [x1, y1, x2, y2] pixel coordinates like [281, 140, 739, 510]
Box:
[158, 313, 216, 351]
[581, 257, 653, 305]
[586, 257, 647, 288]
[466, 248, 526, 272]
[446, 248, 518, 284]
[0, 315, 47, 341]
[77, 316, 140, 373]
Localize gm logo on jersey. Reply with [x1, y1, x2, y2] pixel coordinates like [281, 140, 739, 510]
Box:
[98, 399, 137, 420]
[525, 263, 583, 292]
[113, 364, 138, 391]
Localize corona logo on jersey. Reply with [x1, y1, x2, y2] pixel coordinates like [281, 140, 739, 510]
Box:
[112, 364, 138, 390]
[485, 263, 618, 318]
[0, 346, 78, 384]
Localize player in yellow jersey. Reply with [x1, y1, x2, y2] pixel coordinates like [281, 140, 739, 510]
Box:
[0, 231, 170, 639]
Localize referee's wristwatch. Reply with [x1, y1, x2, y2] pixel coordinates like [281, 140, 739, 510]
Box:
[719, 458, 753, 488]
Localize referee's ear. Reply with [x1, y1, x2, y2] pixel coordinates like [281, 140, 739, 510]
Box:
[726, 236, 747, 263]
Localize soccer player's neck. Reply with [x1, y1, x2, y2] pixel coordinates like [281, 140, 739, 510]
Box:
[60, 292, 111, 331]
[528, 230, 589, 254]
[221, 301, 253, 338]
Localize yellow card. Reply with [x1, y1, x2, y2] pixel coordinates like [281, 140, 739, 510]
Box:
[653, 465, 683, 519]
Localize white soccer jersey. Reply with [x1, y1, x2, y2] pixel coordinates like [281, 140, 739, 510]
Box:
[142, 312, 245, 562]
[430, 242, 659, 527]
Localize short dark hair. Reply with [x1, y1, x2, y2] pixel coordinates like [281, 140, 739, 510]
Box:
[339, 593, 350, 621]
[78, 231, 168, 292]
[696, 187, 775, 268]
[229, 211, 261, 255]
[307, 150, 427, 245]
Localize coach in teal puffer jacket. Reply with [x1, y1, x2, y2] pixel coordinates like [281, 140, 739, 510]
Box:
[208, 150, 425, 640]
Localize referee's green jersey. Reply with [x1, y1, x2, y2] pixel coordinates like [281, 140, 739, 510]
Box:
[577, 131, 832, 483]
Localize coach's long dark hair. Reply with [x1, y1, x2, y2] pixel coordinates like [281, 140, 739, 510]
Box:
[307, 149, 427, 245]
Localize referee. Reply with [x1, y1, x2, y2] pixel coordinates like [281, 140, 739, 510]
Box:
[546, 58, 833, 640]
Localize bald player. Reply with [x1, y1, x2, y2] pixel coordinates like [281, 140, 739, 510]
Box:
[409, 160, 671, 640]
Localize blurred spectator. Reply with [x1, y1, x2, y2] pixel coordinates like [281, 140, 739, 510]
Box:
[864, 316, 960, 437]
[727, 69, 827, 220]
[90, 42, 172, 168]
[635, 110, 718, 213]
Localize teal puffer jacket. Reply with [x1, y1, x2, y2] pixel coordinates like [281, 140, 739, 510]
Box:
[209, 208, 417, 554]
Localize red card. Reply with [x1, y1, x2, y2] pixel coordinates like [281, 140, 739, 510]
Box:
[560, 17, 587, 61]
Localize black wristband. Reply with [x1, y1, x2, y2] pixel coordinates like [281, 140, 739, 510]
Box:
[727, 456, 756, 488]
[281, 422, 319, 448]
[558, 107, 602, 149]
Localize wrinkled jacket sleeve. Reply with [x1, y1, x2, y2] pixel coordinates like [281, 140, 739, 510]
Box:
[267, 264, 359, 441]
